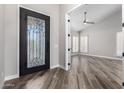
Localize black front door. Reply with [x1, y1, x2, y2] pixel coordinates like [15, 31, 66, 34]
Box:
[20, 7, 50, 76]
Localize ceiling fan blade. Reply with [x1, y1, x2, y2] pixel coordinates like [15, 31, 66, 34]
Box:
[86, 21, 95, 24]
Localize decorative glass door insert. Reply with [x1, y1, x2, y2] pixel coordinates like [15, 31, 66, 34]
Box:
[27, 16, 45, 68]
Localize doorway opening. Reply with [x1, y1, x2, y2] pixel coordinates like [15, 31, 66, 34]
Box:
[65, 4, 123, 71]
[65, 4, 83, 70]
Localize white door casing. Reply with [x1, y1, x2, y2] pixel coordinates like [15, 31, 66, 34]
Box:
[65, 14, 71, 70]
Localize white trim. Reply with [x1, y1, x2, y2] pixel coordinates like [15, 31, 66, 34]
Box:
[19, 5, 50, 17]
[50, 65, 65, 70]
[19, 5, 39, 13]
[80, 53, 122, 61]
[4, 65, 65, 81]
[50, 65, 60, 69]
[5, 74, 19, 81]
[65, 14, 70, 71]
[17, 4, 20, 81]
[59, 65, 65, 70]
[67, 4, 83, 14]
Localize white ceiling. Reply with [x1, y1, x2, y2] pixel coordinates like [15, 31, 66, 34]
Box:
[70, 4, 122, 31]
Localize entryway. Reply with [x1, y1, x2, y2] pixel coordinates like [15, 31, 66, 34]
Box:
[20, 7, 50, 76]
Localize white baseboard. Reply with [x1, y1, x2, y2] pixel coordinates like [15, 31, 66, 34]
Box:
[59, 65, 65, 70]
[4, 65, 65, 81]
[5, 74, 19, 81]
[81, 53, 122, 61]
[50, 65, 65, 70]
[50, 65, 60, 69]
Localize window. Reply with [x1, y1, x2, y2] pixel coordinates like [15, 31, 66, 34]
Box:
[116, 32, 123, 57]
[80, 35, 88, 53]
[72, 36, 79, 52]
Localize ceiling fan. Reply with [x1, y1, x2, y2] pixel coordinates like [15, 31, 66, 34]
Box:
[83, 11, 95, 24]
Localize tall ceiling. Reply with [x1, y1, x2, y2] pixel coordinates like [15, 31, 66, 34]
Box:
[70, 4, 122, 31]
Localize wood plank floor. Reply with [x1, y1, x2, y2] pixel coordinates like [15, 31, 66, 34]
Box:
[3, 55, 122, 89]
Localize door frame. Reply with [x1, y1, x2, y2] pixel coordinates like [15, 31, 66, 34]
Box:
[65, 4, 83, 70]
[19, 7, 50, 76]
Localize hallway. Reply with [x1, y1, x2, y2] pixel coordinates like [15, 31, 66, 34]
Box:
[3, 55, 122, 89]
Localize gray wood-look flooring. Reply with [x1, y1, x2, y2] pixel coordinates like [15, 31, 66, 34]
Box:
[3, 55, 122, 89]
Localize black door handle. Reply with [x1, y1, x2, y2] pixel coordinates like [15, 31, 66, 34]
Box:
[123, 53, 124, 57]
[68, 63, 71, 65]
[68, 49, 71, 51]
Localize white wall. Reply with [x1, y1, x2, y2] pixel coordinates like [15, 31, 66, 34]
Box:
[0, 5, 4, 88]
[59, 4, 78, 68]
[4, 4, 19, 77]
[80, 8, 122, 58]
[4, 4, 60, 78]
